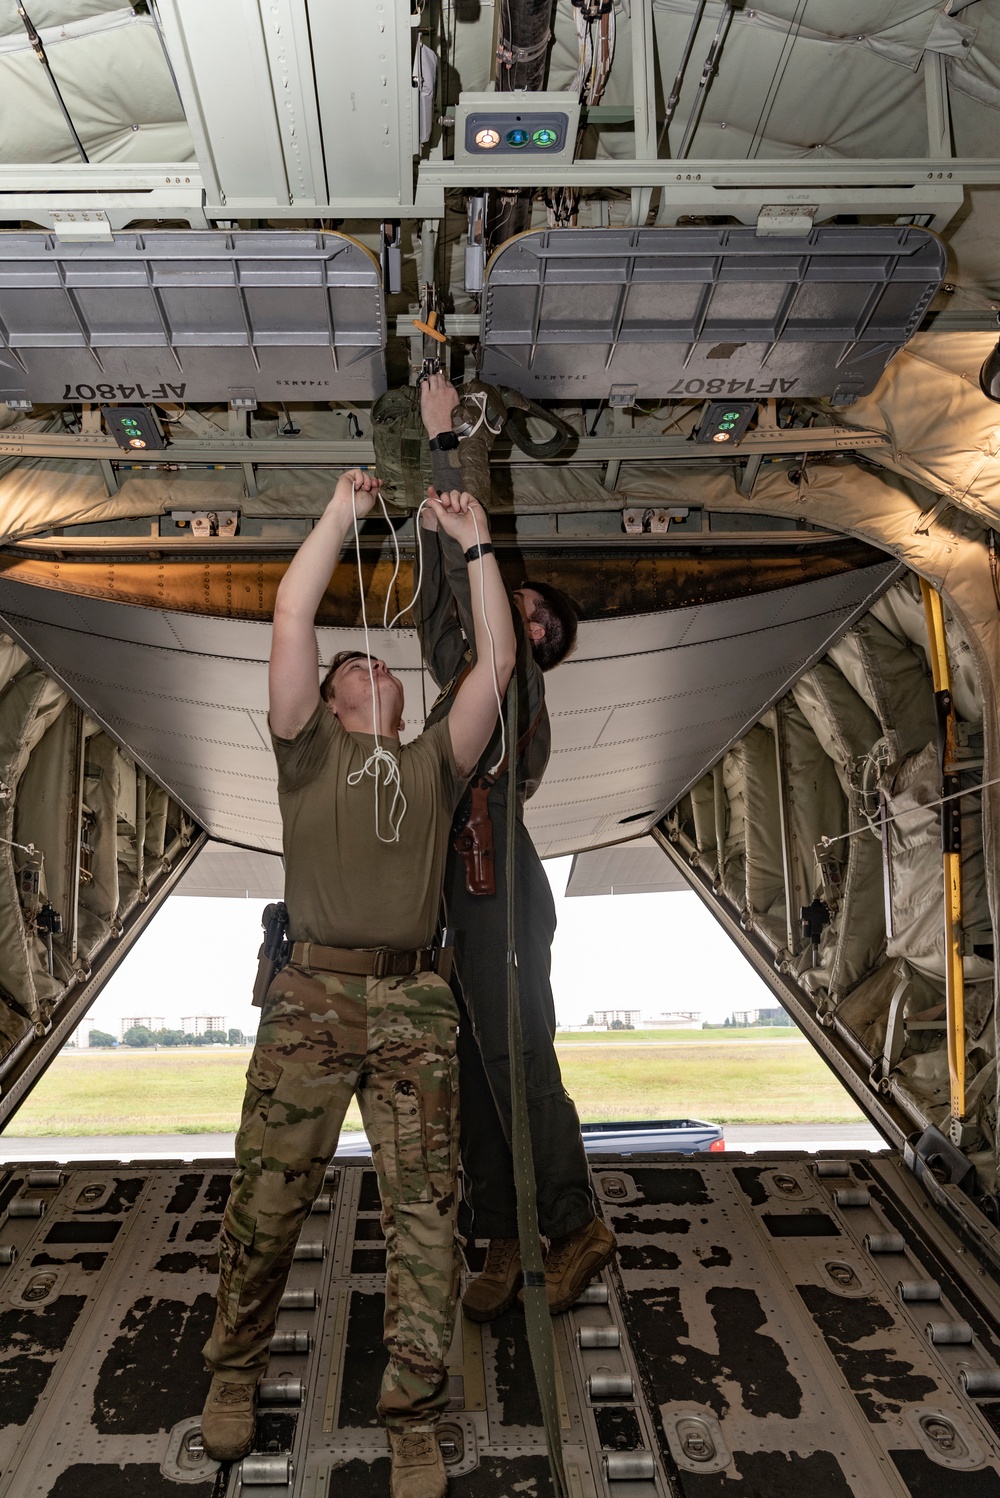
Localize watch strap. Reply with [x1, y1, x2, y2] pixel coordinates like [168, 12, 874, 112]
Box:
[464, 542, 495, 564]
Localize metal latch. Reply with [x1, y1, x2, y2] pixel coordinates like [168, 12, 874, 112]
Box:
[170, 511, 239, 539]
[622, 507, 690, 534]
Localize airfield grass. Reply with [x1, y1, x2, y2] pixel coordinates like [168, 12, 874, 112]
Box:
[4, 1028, 865, 1137]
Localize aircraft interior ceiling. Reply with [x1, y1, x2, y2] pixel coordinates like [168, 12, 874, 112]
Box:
[0, 1, 997, 1241]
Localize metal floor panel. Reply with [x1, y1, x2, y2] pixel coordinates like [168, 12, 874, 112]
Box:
[1, 1155, 999, 1495]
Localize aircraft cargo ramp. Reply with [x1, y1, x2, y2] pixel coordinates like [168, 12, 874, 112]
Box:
[2, 1151, 1000, 1498]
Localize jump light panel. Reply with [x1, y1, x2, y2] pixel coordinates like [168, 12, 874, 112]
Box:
[455, 91, 581, 165]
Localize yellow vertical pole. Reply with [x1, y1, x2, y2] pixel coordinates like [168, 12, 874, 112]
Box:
[920, 579, 966, 1128]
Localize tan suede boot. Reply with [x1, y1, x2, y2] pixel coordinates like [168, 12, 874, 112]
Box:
[389, 1427, 447, 1498]
[200, 1373, 257, 1461]
[543, 1216, 617, 1314]
[461, 1237, 522, 1322]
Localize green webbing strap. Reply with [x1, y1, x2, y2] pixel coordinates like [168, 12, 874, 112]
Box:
[504, 676, 568, 1498]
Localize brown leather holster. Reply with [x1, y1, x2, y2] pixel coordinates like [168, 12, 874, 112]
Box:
[453, 778, 497, 896]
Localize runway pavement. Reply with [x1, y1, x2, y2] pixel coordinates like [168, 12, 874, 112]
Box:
[0, 1121, 887, 1163]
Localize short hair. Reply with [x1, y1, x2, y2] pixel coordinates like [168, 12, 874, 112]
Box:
[524, 581, 580, 671]
[320, 650, 369, 702]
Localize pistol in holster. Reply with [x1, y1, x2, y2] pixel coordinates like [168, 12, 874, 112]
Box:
[252, 900, 290, 1007]
[453, 778, 496, 897]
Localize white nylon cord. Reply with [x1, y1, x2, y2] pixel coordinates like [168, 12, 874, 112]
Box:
[343, 480, 508, 840]
[380, 490, 506, 774]
[346, 481, 407, 844]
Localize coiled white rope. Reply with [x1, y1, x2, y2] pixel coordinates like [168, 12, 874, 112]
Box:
[343, 478, 509, 839]
[346, 481, 407, 844]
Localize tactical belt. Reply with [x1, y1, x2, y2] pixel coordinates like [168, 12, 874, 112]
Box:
[290, 941, 440, 978]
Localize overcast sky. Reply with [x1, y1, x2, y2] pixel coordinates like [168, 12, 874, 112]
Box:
[87, 857, 773, 1039]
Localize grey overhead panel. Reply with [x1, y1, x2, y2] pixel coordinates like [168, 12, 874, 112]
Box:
[174, 842, 285, 899]
[526, 560, 900, 859]
[0, 579, 428, 854]
[565, 838, 691, 897]
[0, 559, 897, 862]
[479, 226, 946, 403]
[0, 231, 385, 405]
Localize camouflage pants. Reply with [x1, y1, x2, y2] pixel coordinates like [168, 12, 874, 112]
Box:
[203, 962, 460, 1428]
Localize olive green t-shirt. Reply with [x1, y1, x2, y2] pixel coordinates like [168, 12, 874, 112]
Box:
[272, 702, 463, 951]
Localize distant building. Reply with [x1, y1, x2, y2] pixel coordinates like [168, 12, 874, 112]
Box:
[592, 1008, 642, 1029]
[120, 1016, 164, 1039]
[644, 1011, 701, 1028]
[731, 1006, 791, 1027]
[182, 1015, 227, 1036]
[70, 1018, 96, 1048]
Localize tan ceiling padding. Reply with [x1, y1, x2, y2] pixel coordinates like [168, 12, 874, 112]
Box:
[0, 665, 69, 1023]
[779, 695, 846, 909]
[884, 743, 992, 985]
[733, 724, 784, 922]
[826, 614, 936, 762]
[79, 730, 120, 929]
[870, 575, 983, 726]
[836, 334, 1000, 527]
[791, 661, 883, 796]
[0, 8, 192, 164]
[0, 1, 127, 37]
[14, 700, 80, 953]
[0, 636, 28, 696]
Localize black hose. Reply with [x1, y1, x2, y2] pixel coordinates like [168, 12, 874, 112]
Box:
[505, 402, 575, 460]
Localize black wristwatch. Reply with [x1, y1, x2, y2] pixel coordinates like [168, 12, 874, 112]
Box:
[428, 431, 460, 452]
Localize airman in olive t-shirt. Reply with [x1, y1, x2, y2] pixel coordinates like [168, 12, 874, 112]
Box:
[200, 469, 516, 1498]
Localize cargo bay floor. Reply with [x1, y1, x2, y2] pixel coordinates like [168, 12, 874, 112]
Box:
[1, 1152, 999, 1497]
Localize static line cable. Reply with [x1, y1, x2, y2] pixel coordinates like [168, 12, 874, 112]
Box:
[747, 0, 808, 160]
[17, 4, 89, 163]
[815, 773, 1000, 855]
[677, 0, 736, 160]
[658, 0, 706, 151]
[0, 834, 43, 862]
[383, 493, 507, 776]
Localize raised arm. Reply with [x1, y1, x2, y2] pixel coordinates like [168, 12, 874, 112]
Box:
[269, 468, 380, 739]
[425, 491, 516, 778]
[414, 521, 470, 691]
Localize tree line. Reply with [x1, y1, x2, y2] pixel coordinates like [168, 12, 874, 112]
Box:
[87, 1025, 247, 1048]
